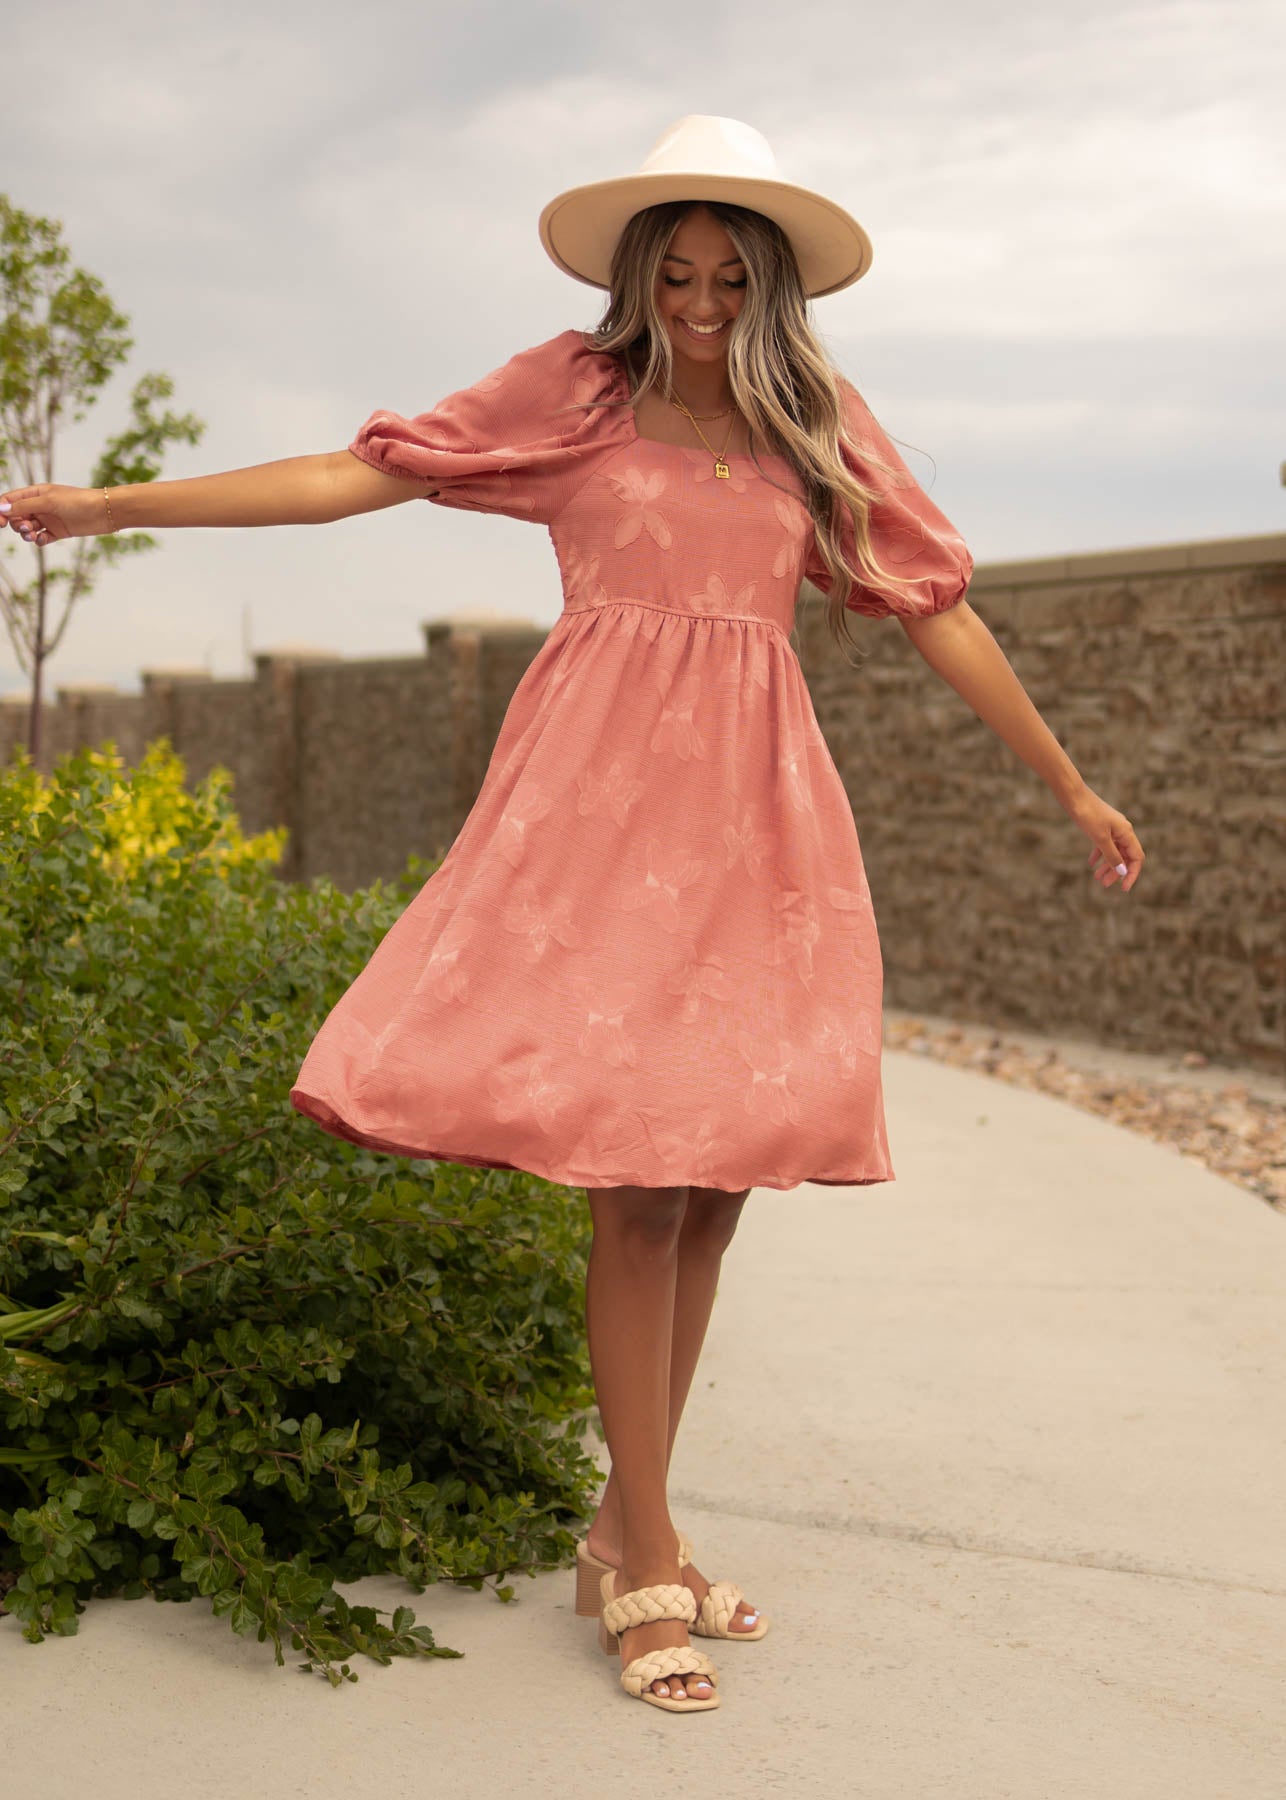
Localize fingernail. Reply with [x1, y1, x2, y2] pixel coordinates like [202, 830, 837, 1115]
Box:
[0, 500, 11, 511]
[1114, 862, 1127, 876]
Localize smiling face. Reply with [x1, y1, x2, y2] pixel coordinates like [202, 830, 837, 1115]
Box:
[654, 205, 747, 374]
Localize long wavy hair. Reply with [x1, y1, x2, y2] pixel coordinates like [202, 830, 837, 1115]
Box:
[568, 198, 928, 662]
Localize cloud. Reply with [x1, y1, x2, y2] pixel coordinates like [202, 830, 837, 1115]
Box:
[1, 0, 1281, 694]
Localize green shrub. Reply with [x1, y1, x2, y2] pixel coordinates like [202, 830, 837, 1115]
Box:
[0, 740, 600, 1683]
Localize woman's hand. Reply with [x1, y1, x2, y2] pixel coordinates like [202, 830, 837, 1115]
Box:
[1066, 786, 1145, 893]
[0, 484, 115, 545]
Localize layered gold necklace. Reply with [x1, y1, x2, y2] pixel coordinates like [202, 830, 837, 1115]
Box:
[667, 394, 739, 479]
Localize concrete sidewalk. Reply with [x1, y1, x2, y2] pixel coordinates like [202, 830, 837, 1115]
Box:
[7, 1048, 1285, 1799]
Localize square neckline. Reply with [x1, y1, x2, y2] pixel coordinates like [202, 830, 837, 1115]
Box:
[629, 416, 786, 466]
[604, 344, 787, 466]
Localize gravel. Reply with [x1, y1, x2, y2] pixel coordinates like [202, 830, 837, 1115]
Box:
[883, 1009, 1286, 1213]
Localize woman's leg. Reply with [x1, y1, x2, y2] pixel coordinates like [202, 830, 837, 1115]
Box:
[584, 1182, 711, 1703]
[586, 1185, 761, 1632]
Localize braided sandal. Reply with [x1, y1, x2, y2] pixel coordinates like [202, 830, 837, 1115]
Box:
[576, 1529, 769, 1642]
[596, 1568, 721, 1712]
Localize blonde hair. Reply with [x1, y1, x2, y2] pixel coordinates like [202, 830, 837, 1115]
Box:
[570, 198, 928, 662]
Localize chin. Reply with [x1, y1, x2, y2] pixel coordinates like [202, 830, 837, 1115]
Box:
[670, 327, 732, 355]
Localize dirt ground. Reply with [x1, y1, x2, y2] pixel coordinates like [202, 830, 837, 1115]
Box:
[883, 1008, 1286, 1214]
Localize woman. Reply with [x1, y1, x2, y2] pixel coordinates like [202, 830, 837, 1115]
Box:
[0, 115, 1144, 1716]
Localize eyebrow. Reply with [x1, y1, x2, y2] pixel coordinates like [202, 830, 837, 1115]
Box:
[662, 253, 746, 267]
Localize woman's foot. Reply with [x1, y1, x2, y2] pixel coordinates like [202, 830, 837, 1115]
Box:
[609, 1555, 713, 1704]
[588, 1516, 762, 1635]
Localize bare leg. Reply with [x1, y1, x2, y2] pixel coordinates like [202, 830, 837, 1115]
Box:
[584, 1182, 712, 1703]
[586, 1185, 761, 1632]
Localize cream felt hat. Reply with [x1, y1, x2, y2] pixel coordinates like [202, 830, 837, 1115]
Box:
[538, 114, 873, 300]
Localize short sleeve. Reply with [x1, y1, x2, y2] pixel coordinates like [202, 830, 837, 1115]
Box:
[803, 377, 973, 619]
[347, 329, 632, 527]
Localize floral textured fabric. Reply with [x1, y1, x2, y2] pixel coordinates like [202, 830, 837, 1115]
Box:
[289, 329, 973, 1193]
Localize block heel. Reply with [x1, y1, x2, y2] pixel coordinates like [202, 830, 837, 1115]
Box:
[575, 1540, 607, 1618]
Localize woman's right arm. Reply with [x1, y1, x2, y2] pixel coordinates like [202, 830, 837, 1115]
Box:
[0, 449, 436, 542]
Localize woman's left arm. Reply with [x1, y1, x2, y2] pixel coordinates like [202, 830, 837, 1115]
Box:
[898, 600, 1146, 894]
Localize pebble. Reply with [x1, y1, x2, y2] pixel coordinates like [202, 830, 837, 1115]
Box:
[883, 1013, 1286, 1212]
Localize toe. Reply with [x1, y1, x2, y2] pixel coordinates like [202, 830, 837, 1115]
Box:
[653, 1679, 670, 1697]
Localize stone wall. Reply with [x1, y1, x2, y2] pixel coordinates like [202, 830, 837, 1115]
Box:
[3, 535, 1282, 1076]
[0, 615, 549, 890]
[796, 534, 1284, 1077]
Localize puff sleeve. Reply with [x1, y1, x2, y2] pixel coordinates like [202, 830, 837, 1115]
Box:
[347, 328, 631, 528]
[803, 377, 973, 618]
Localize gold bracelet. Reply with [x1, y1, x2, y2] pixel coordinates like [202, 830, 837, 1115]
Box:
[102, 486, 117, 534]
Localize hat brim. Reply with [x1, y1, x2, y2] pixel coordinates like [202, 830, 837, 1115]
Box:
[538, 172, 873, 300]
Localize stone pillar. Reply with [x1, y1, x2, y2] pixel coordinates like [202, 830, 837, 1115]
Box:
[140, 667, 214, 756]
[251, 648, 341, 882]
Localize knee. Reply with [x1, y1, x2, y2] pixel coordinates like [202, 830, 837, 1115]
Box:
[588, 1185, 689, 1259]
[682, 1186, 751, 1254]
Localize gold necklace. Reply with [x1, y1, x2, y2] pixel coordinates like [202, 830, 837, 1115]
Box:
[666, 400, 737, 421]
[669, 396, 738, 479]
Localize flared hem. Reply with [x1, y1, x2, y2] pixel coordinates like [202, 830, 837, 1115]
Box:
[289, 1089, 896, 1195]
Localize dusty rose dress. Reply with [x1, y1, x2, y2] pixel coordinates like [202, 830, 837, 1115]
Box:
[289, 328, 972, 1193]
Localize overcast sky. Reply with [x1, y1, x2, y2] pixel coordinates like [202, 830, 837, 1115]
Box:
[2, 0, 1283, 698]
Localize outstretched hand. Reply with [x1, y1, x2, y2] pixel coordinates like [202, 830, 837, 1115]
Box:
[0, 484, 115, 545]
[1066, 787, 1145, 893]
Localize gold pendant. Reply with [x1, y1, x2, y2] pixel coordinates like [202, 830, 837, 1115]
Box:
[715, 461, 730, 480]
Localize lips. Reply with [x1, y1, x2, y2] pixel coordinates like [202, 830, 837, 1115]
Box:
[678, 318, 729, 340]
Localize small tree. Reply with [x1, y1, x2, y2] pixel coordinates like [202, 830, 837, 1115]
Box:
[0, 195, 206, 764]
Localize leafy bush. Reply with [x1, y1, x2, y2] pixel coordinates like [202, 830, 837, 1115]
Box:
[0, 741, 600, 1683]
